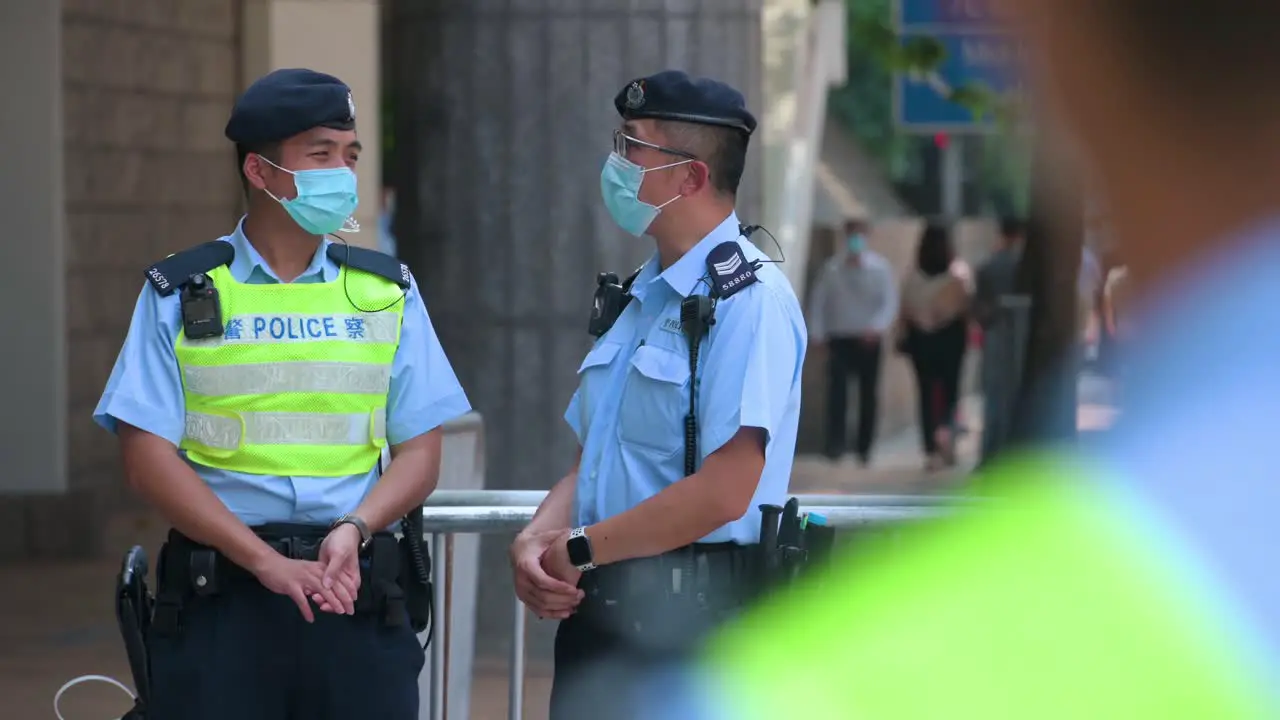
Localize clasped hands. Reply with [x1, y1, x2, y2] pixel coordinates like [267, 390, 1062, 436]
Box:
[509, 528, 585, 620]
[249, 522, 363, 622]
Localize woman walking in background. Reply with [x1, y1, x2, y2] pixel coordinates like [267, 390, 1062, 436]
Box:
[896, 224, 972, 470]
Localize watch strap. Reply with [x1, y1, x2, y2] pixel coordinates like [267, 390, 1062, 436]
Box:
[567, 526, 596, 572]
[334, 513, 373, 552]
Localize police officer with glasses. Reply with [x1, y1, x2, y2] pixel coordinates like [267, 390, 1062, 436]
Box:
[93, 68, 471, 719]
[507, 70, 808, 720]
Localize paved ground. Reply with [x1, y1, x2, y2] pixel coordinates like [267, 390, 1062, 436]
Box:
[3, 383, 1116, 719]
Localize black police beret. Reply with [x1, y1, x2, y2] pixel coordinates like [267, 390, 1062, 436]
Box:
[225, 68, 356, 146]
[613, 70, 757, 136]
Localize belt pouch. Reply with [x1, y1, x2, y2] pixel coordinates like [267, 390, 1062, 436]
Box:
[371, 536, 405, 626]
[151, 542, 185, 637]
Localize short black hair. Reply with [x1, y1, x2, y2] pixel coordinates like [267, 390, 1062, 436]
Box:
[234, 141, 281, 197]
[656, 120, 749, 197]
[916, 223, 954, 276]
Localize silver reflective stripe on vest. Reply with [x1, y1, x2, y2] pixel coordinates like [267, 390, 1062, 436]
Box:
[183, 362, 392, 397]
[184, 410, 387, 450]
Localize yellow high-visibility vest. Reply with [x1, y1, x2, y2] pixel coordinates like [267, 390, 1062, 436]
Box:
[174, 263, 405, 477]
[696, 456, 1278, 718]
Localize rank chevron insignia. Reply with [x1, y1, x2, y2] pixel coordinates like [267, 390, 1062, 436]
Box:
[711, 253, 742, 275]
[704, 242, 758, 299]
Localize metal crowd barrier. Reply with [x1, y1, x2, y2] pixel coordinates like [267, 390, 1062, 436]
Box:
[418, 417, 964, 720]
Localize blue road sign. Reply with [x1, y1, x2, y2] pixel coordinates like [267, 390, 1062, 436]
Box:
[894, 31, 1022, 132]
[898, 0, 999, 30]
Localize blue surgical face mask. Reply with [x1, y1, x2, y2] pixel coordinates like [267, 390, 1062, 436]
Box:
[847, 234, 866, 253]
[261, 157, 360, 235]
[599, 152, 689, 237]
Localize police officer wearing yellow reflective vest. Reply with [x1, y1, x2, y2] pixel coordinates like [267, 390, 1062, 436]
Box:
[507, 71, 808, 719]
[93, 68, 471, 719]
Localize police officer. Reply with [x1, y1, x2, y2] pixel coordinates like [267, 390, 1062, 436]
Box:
[93, 68, 471, 719]
[507, 70, 808, 719]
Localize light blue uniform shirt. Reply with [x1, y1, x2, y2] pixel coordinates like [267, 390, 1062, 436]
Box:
[93, 220, 472, 526]
[566, 212, 808, 544]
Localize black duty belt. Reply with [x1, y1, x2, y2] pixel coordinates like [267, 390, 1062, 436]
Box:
[574, 542, 761, 653]
[152, 523, 405, 636]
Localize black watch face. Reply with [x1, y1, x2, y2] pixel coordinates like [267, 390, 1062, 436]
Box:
[566, 535, 592, 567]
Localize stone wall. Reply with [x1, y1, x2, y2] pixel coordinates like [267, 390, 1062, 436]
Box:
[6, 0, 242, 559]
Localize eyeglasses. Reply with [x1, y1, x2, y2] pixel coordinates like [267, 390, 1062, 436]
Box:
[613, 129, 698, 161]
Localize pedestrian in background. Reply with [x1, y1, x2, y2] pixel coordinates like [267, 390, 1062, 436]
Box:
[973, 217, 1024, 328]
[1102, 260, 1132, 399]
[1079, 242, 1104, 364]
[378, 184, 398, 258]
[896, 223, 971, 470]
[973, 217, 1026, 460]
[807, 218, 899, 465]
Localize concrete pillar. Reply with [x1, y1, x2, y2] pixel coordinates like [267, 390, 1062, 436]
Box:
[389, 0, 764, 660]
[241, 0, 383, 246]
[0, 0, 67, 498]
[391, 0, 763, 494]
[761, 0, 812, 234]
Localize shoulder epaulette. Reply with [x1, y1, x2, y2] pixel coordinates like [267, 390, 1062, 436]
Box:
[326, 243, 412, 289]
[705, 241, 760, 300]
[143, 240, 235, 296]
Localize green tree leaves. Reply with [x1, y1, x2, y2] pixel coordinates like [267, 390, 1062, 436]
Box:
[828, 0, 1029, 212]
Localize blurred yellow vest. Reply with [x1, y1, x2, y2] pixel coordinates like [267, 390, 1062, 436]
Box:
[700, 457, 1277, 718]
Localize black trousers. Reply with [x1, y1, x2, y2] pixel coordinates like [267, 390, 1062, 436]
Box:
[549, 546, 755, 720]
[907, 320, 967, 454]
[147, 569, 424, 719]
[824, 336, 883, 459]
[550, 609, 684, 720]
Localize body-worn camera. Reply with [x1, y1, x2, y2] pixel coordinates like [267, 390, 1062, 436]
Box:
[180, 273, 224, 340]
[589, 271, 638, 338]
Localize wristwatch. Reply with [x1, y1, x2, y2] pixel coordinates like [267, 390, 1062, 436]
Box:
[566, 526, 596, 572]
[332, 513, 373, 553]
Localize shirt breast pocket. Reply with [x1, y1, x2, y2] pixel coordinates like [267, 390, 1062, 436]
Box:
[618, 344, 691, 458]
[575, 341, 621, 436]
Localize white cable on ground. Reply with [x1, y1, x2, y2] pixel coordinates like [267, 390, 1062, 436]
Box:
[53, 674, 135, 720]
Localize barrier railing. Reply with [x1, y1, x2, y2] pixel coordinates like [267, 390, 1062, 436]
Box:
[418, 488, 962, 720]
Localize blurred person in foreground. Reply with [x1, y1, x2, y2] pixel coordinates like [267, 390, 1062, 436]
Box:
[806, 218, 899, 464]
[895, 224, 970, 470]
[640, 1, 1280, 716]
